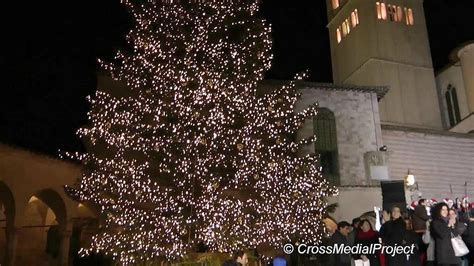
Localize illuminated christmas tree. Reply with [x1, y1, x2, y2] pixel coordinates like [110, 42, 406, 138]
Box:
[65, 0, 337, 264]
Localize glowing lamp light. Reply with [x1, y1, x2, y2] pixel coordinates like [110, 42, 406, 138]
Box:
[405, 171, 415, 187]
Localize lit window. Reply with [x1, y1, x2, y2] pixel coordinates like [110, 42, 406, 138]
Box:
[404, 7, 409, 24]
[351, 11, 357, 27]
[407, 8, 414, 25]
[332, 0, 339, 10]
[396, 6, 403, 22]
[378, 2, 387, 20]
[351, 9, 360, 27]
[376, 2, 382, 19]
[355, 9, 359, 25]
[337, 9, 360, 43]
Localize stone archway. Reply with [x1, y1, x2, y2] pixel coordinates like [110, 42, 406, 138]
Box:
[16, 189, 68, 266]
[0, 181, 15, 265]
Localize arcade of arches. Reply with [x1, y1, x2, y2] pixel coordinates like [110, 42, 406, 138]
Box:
[0, 144, 99, 266]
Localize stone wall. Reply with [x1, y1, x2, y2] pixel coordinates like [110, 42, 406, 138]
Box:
[327, 186, 382, 223]
[296, 84, 382, 185]
[382, 126, 474, 200]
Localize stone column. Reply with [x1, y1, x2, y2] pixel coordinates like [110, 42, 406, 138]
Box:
[59, 225, 73, 266]
[5, 227, 19, 266]
[458, 43, 474, 113]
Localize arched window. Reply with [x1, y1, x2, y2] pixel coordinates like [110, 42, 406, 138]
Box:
[406, 8, 414, 25]
[445, 85, 461, 127]
[376, 2, 387, 20]
[350, 9, 360, 27]
[336, 28, 342, 43]
[332, 0, 339, 10]
[351, 11, 357, 27]
[355, 9, 359, 25]
[313, 108, 339, 186]
[396, 6, 403, 22]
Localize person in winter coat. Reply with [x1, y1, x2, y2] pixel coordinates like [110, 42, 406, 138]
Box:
[449, 208, 469, 266]
[353, 219, 380, 266]
[413, 198, 429, 232]
[426, 221, 436, 266]
[403, 215, 422, 266]
[379, 206, 407, 266]
[348, 217, 361, 246]
[412, 199, 429, 265]
[331, 221, 352, 266]
[431, 202, 466, 266]
[462, 201, 474, 266]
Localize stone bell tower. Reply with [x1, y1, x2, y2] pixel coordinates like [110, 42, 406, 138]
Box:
[326, 0, 443, 129]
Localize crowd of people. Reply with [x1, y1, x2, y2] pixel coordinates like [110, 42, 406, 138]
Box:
[327, 197, 474, 266]
[220, 198, 474, 266]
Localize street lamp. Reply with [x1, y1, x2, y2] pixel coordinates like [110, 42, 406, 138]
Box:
[405, 170, 416, 187]
[405, 170, 421, 201]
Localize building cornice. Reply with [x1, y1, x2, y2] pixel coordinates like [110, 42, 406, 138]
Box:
[381, 124, 474, 139]
[0, 142, 82, 167]
[260, 79, 390, 99]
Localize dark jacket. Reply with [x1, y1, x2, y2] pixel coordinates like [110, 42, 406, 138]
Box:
[404, 229, 421, 266]
[431, 218, 466, 265]
[412, 205, 429, 232]
[379, 218, 409, 266]
[331, 231, 351, 265]
[353, 230, 380, 266]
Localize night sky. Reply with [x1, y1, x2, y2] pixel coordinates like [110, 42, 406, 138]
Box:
[1, 0, 473, 156]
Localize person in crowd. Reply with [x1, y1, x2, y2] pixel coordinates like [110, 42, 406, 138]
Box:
[426, 219, 436, 266]
[412, 198, 429, 265]
[380, 206, 407, 266]
[458, 198, 471, 224]
[413, 198, 429, 232]
[348, 217, 361, 246]
[403, 215, 421, 266]
[318, 230, 336, 266]
[348, 218, 360, 266]
[353, 219, 380, 266]
[223, 250, 248, 266]
[447, 199, 455, 209]
[431, 203, 465, 266]
[235, 250, 249, 266]
[461, 201, 474, 266]
[455, 198, 462, 210]
[331, 221, 352, 266]
[449, 208, 469, 266]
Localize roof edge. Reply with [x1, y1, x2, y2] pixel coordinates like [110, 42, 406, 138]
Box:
[260, 79, 390, 99]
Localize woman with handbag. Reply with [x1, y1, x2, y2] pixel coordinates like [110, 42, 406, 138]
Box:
[432, 202, 468, 266]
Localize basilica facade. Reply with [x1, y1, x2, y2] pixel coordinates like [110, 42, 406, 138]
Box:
[309, 0, 474, 222]
[1, 0, 473, 265]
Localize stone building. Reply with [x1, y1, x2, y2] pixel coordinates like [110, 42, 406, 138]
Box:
[1, 0, 474, 264]
[316, 0, 474, 222]
[0, 144, 97, 265]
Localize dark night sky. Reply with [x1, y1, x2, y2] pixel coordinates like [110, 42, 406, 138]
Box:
[1, 0, 473, 156]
